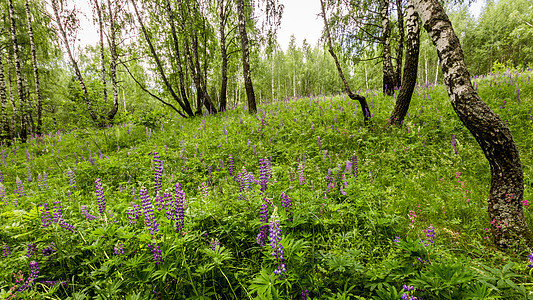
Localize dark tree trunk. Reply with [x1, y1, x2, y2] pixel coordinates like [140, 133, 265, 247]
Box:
[25, 0, 43, 134]
[191, 34, 217, 115]
[394, 0, 405, 88]
[8, 0, 28, 141]
[0, 52, 10, 140]
[236, 0, 257, 114]
[380, 0, 395, 95]
[219, 0, 228, 112]
[106, 0, 119, 120]
[320, 0, 371, 124]
[413, 0, 533, 249]
[165, 0, 193, 114]
[389, 0, 419, 125]
[51, 0, 99, 123]
[130, 0, 194, 117]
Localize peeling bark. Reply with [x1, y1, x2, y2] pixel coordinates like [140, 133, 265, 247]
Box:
[380, 0, 395, 95]
[394, 0, 404, 88]
[236, 0, 257, 114]
[390, 0, 419, 125]
[413, 0, 533, 249]
[25, 0, 43, 134]
[320, 0, 371, 124]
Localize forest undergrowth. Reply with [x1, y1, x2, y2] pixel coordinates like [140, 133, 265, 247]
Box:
[1, 69, 533, 299]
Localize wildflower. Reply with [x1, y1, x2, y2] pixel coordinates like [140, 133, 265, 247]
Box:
[3, 243, 11, 256]
[451, 134, 458, 155]
[40, 203, 51, 227]
[408, 210, 417, 224]
[259, 158, 271, 191]
[95, 178, 106, 216]
[126, 202, 139, 225]
[41, 242, 56, 256]
[52, 201, 63, 223]
[297, 162, 305, 186]
[67, 169, 76, 189]
[81, 205, 99, 220]
[394, 236, 401, 243]
[281, 192, 293, 222]
[403, 285, 415, 291]
[199, 182, 209, 199]
[228, 154, 235, 177]
[175, 183, 186, 233]
[423, 225, 436, 246]
[256, 202, 269, 246]
[58, 219, 76, 232]
[301, 287, 310, 300]
[352, 153, 358, 177]
[317, 136, 321, 151]
[153, 152, 163, 196]
[269, 208, 286, 275]
[19, 261, 39, 291]
[114, 244, 124, 255]
[140, 187, 158, 237]
[26, 243, 38, 258]
[16, 177, 25, 197]
[147, 242, 163, 264]
[210, 238, 221, 252]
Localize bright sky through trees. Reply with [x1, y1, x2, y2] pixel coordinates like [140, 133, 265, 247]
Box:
[73, 0, 485, 50]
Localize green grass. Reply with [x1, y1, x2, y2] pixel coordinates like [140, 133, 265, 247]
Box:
[1, 70, 533, 299]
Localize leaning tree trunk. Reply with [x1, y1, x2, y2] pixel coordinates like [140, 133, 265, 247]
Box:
[389, 0, 419, 125]
[93, 0, 108, 106]
[51, 0, 99, 123]
[236, 0, 257, 114]
[8, 0, 28, 141]
[320, 0, 371, 124]
[25, 0, 43, 134]
[219, 0, 228, 112]
[0, 52, 10, 141]
[380, 0, 395, 96]
[412, 0, 533, 249]
[394, 0, 405, 89]
[106, 0, 119, 120]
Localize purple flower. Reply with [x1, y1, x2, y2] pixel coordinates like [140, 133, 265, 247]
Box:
[259, 158, 271, 192]
[95, 178, 106, 216]
[19, 261, 40, 291]
[126, 202, 140, 224]
[394, 236, 401, 243]
[528, 253, 533, 268]
[40, 203, 52, 227]
[256, 202, 269, 246]
[58, 219, 76, 232]
[301, 287, 310, 300]
[153, 152, 163, 196]
[81, 205, 99, 220]
[228, 154, 235, 177]
[174, 183, 186, 232]
[53, 200, 63, 223]
[210, 238, 221, 252]
[403, 285, 415, 291]
[147, 242, 163, 264]
[269, 209, 286, 275]
[2, 244, 10, 256]
[451, 134, 458, 155]
[317, 136, 321, 151]
[199, 182, 209, 199]
[26, 243, 38, 257]
[41, 242, 56, 256]
[0, 171, 4, 184]
[114, 244, 124, 255]
[281, 192, 293, 222]
[67, 169, 76, 189]
[297, 163, 305, 186]
[16, 176, 25, 197]
[352, 153, 358, 177]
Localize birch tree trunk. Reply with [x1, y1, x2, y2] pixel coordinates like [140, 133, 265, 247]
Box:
[51, 0, 99, 123]
[413, 0, 533, 249]
[25, 0, 43, 134]
[0, 52, 10, 140]
[394, 0, 405, 89]
[389, 0, 419, 125]
[93, 0, 108, 106]
[320, 0, 371, 124]
[218, 0, 228, 111]
[8, 0, 28, 141]
[106, 0, 119, 120]
[380, 0, 395, 95]
[7, 56, 17, 139]
[236, 0, 257, 114]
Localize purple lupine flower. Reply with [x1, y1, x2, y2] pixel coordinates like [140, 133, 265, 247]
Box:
[403, 285, 415, 292]
[153, 152, 163, 196]
[41, 242, 56, 256]
[528, 253, 533, 268]
[289, 169, 295, 188]
[269, 208, 286, 275]
[175, 183, 186, 232]
[147, 242, 163, 264]
[424, 225, 435, 246]
[19, 261, 40, 291]
[26, 243, 38, 257]
[344, 161, 352, 174]
[0, 170, 4, 184]
[52, 200, 63, 223]
[297, 162, 305, 186]
[256, 202, 269, 246]
[98, 149, 103, 160]
[317, 136, 321, 151]
[74, 153, 79, 164]
[322, 150, 328, 163]
[58, 219, 76, 232]
[3, 243, 11, 256]
[40, 203, 52, 227]
[352, 153, 358, 177]
[39, 281, 67, 288]
[210, 238, 221, 252]
[114, 244, 124, 255]
[16, 176, 25, 197]
[199, 182, 209, 198]
[140, 187, 159, 237]
[228, 154, 235, 177]
[281, 192, 293, 222]
[126, 203, 139, 225]
[95, 178, 106, 216]
[310, 181, 315, 191]
[26, 148, 31, 162]
[223, 123, 228, 135]
[81, 205, 99, 220]
[67, 169, 76, 189]
[301, 287, 309, 300]
[451, 134, 458, 155]
[259, 158, 271, 192]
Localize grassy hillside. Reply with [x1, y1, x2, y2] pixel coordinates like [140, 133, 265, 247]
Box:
[1, 69, 532, 299]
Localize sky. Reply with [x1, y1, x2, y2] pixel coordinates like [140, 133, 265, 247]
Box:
[74, 0, 486, 51]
